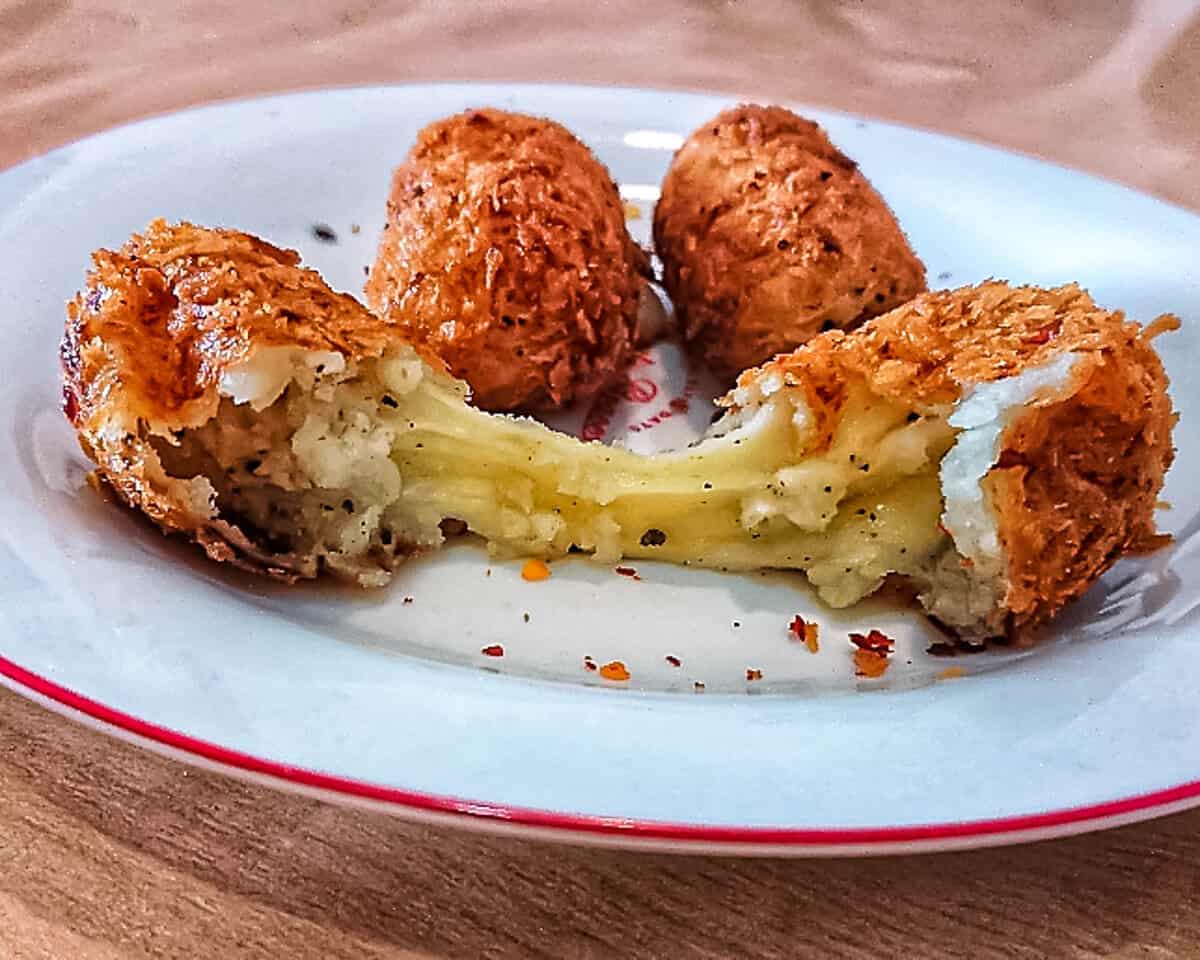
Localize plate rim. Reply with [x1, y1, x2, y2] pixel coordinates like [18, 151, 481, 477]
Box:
[6, 80, 1200, 856]
[4, 653, 1198, 856]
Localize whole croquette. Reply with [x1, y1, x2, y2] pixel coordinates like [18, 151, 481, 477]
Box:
[654, 103, 928, 382]
[366, 108, 651, 413]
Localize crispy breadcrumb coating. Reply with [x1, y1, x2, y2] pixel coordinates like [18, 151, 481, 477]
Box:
[654, 104, 927, 382]
[366, 108, 651, 412]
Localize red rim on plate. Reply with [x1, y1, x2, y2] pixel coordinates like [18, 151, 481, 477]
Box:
[2, 653, 1198, 852]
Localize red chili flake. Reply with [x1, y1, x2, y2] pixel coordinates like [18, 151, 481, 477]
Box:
[850, 629, 895, 678]
[746, 668, 763, 682]
[853, 649, 889, 678]
[665, 655, 681, 667]
[522, 559, 551, 581]
[481, 644, 504, 657]
[614, 566, 640, 579]
[1025, 326, 1057, 345]
[788, 615, 820, 653]
[61, 384, 79, 424]
[583, 656, 598, 672]
[849, 629, 895, 654]
[600, 660, 630, 681]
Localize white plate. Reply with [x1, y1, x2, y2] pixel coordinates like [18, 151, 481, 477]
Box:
[2, 84, 1200, 857]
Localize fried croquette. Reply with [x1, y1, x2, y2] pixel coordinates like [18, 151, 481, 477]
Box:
[654, 104, 928, 382]
[728, 282, 1177, 638]
[62, 221, 1176, 640]
[365, 108, 651, 412]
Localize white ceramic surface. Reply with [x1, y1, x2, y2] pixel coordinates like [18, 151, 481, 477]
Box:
[1, 83, 1199, 854]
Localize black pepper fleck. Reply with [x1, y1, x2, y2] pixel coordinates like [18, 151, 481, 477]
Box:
[312, 223, 338, 243]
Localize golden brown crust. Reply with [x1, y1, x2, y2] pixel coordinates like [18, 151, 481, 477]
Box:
[735, 281, 1177, 632]
[653, 104, 927, 383]
[61, 220, 415, 577]
[61, 219, 409, 435]
[987, 318, 1177, 634]
[365, 108, 651, 412]
[734, 282, 1166, 426]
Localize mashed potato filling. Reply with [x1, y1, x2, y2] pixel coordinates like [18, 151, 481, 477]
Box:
[151, 343, 972, 609]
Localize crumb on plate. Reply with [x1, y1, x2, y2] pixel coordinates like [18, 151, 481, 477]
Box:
[789, 614, 820, 653]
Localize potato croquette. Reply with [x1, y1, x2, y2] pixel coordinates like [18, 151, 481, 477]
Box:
[728, 281, 1177, 640]
[365, 109, 651, 412]
[654, 104, 928, 382]
[63, 220, 1176, 640]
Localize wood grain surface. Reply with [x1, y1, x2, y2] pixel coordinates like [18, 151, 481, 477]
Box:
[4, 1, 1200, 956]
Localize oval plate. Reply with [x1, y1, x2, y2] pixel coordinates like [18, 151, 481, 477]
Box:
[2, 83, 1200, 856]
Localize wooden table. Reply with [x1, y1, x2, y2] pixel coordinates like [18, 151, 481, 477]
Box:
[4, 2, 1200, 956]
